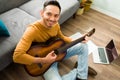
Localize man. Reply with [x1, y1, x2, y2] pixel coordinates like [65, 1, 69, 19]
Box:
[13, 0, 96, 80]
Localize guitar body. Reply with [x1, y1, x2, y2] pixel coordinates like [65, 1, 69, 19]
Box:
[24, 39, 66, 76]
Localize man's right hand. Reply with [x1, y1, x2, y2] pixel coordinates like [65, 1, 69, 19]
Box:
[44, 51, 57, 64]
[33, 51, 57, 64]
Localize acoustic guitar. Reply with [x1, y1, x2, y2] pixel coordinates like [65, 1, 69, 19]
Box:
[24, 28, 95, 76]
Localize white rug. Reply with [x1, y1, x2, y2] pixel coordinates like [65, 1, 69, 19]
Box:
[70, 32, 97, 54]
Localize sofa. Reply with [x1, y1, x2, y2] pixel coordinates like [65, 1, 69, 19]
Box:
[0, 0, 80, 71]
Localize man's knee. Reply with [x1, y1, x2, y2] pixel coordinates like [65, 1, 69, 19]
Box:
[78, 43, 88, 52]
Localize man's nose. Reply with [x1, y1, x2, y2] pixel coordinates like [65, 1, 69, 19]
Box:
[50, 16, 55, 21]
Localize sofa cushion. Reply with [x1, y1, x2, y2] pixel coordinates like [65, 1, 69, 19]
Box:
[0, 8, 37, 71]
[0, 0, 29, 14]
[0, 20, 10, 37]
[19, 0, 44, 19]
[58, 0, 80, 24]
[19, 0, 79, 24]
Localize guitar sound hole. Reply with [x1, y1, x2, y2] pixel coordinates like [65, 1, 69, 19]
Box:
[54, 49, 58, 55]
[38, 63, 42, 68]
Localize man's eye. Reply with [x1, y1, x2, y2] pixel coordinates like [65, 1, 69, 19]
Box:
[47, 13, 51, 16]
[55, 15, 59, 18]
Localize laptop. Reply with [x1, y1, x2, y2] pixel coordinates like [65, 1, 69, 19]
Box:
[92, 40, 119, 64]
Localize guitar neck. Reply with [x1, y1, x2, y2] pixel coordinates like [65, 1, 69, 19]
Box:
[55, 36, 85, 54]
[54, 28, 95, 54]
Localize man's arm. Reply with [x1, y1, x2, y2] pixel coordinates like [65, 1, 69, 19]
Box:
[13, 26, 57, 65]
[13, 26, 36, 65]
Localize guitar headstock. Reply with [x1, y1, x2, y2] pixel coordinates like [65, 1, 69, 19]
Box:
[85, 28, 95, 37]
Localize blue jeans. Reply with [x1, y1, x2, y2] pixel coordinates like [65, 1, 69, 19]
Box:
[43, 43, 88, 80]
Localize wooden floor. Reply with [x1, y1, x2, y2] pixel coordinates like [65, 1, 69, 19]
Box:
[0, 9, 120, 80]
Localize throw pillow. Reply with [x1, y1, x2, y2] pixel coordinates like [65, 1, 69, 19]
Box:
[0, 19, 10, 37]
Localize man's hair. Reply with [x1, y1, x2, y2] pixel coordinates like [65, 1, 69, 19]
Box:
[43, 0, 61, 12]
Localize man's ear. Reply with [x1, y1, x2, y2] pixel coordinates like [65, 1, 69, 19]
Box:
[40, 10, 44, 17]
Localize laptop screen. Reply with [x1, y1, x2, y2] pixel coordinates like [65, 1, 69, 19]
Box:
[105, 40, 118, 62]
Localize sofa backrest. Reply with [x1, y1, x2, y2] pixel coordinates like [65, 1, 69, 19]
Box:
[0, 0, 29, 14]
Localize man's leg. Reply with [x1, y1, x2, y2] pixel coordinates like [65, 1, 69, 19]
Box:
[62, 43, 88, 80]
[43, 43, 88, 80]
[74, 62, 97, 76]
[43, 62, 62, 80]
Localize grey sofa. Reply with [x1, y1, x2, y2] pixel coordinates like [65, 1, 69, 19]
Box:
[0, 0, 80, 71]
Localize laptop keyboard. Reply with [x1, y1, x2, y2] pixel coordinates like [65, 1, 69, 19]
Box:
[98, 48, 107, 63]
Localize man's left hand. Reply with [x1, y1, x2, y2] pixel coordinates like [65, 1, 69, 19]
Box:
[82, 36, 90, 43]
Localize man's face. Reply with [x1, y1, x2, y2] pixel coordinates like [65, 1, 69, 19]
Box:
[41, 5, 60, 28]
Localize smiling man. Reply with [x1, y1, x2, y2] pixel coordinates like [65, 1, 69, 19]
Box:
[40, 2, 60, 28]
[13, 0, 93, 80]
